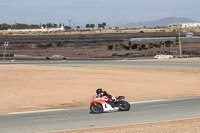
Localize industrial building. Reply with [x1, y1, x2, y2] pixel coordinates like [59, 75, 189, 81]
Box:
[169, 22, 200, 30]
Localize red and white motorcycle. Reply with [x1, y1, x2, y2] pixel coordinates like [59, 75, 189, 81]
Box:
[90, 95, 130, 113]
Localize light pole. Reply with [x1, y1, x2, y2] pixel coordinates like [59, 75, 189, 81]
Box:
[176, 24, 182, 57]
[3, 42, 9, 62]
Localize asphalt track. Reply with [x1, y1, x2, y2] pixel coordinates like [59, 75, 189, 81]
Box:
[45, 60, 200, 69]
[1, 97, 200, 133]
[0, 57, 200, 69]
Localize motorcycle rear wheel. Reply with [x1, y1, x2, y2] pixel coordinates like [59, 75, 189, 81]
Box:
[90, 103, 103, 114]
[119, 100, 130, 111]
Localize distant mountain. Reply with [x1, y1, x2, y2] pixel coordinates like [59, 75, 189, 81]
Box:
[120, 17, 196, 28]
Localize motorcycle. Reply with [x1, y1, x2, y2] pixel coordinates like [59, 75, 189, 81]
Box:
[90, 95, 130, 114]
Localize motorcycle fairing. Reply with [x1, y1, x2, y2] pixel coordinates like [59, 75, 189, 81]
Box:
[102, 102, 119, 112]
[91, 96, 108, 105]
[115, 95, 125, 100]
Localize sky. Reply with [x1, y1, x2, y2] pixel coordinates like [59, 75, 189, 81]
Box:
[1, 0, 200, 27]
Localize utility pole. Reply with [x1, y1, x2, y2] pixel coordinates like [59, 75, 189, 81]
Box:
[68, 20, 72, 40]
[74, 22, 75, 30]
[3, 42, 9, 62]
[176, 23, 182, 57]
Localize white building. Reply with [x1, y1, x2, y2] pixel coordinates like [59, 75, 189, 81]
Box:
[169, 22, 200, 29]
[182, 22, 200, 28]
[4, 26, 65, 32]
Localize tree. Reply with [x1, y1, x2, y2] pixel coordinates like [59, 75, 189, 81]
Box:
[76, 26, 80, 30]
[86, 24, 90, 28]
[90, 24, 95, 29]
[98, 23, 106, 29]
[85, 24, 95, 29]
[98, 24, 102, 29]
[29, 24, 40, 29]
[42, 24, 46, 28]
[102, 22, 106, 29]
[53, 24, 58, 28]
[64, 26, 71, 30]
[46, 23, 53, 28]
[0, 23, 11, 30]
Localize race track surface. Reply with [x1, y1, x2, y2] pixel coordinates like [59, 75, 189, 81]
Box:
[1, 59, 200, 69]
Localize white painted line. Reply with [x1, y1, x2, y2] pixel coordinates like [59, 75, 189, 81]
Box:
[7, 109, 69, 115]
[129, 99, 170, 104]
[130, 96, 200, 104]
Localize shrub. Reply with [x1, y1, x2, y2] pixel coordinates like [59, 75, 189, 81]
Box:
[124, 53, 130, 57]
[148, 43, 153, 49]
[131, 43, 137, 49]
[108, 45, 113, 50]
[165, 40, 172, 47]
[123, 45, 130, 50]
[47, 43, 53, 47]
[141, 44, 146, 50]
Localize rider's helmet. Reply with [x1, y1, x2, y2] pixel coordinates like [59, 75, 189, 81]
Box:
[96, 88, 103, 95]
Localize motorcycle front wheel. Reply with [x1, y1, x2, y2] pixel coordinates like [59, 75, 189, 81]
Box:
[119, 100, 130, 111]
[90, 103, 103, 114]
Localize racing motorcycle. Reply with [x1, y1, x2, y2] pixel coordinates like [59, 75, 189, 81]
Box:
[90, 95, 130, 114]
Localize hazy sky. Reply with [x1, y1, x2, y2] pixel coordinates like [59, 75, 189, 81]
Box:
[1, 0, 200, 27]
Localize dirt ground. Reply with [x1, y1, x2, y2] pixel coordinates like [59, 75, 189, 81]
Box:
[58, 119, 200, 133]
[0, 58, 200, 132]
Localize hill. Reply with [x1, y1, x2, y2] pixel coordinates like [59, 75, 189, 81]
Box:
[120, 17, 195, 28]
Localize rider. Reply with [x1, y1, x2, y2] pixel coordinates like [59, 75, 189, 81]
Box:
[96, 88, 117, 107]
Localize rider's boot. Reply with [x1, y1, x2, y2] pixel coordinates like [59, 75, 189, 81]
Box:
[107, 100, 115, 108]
